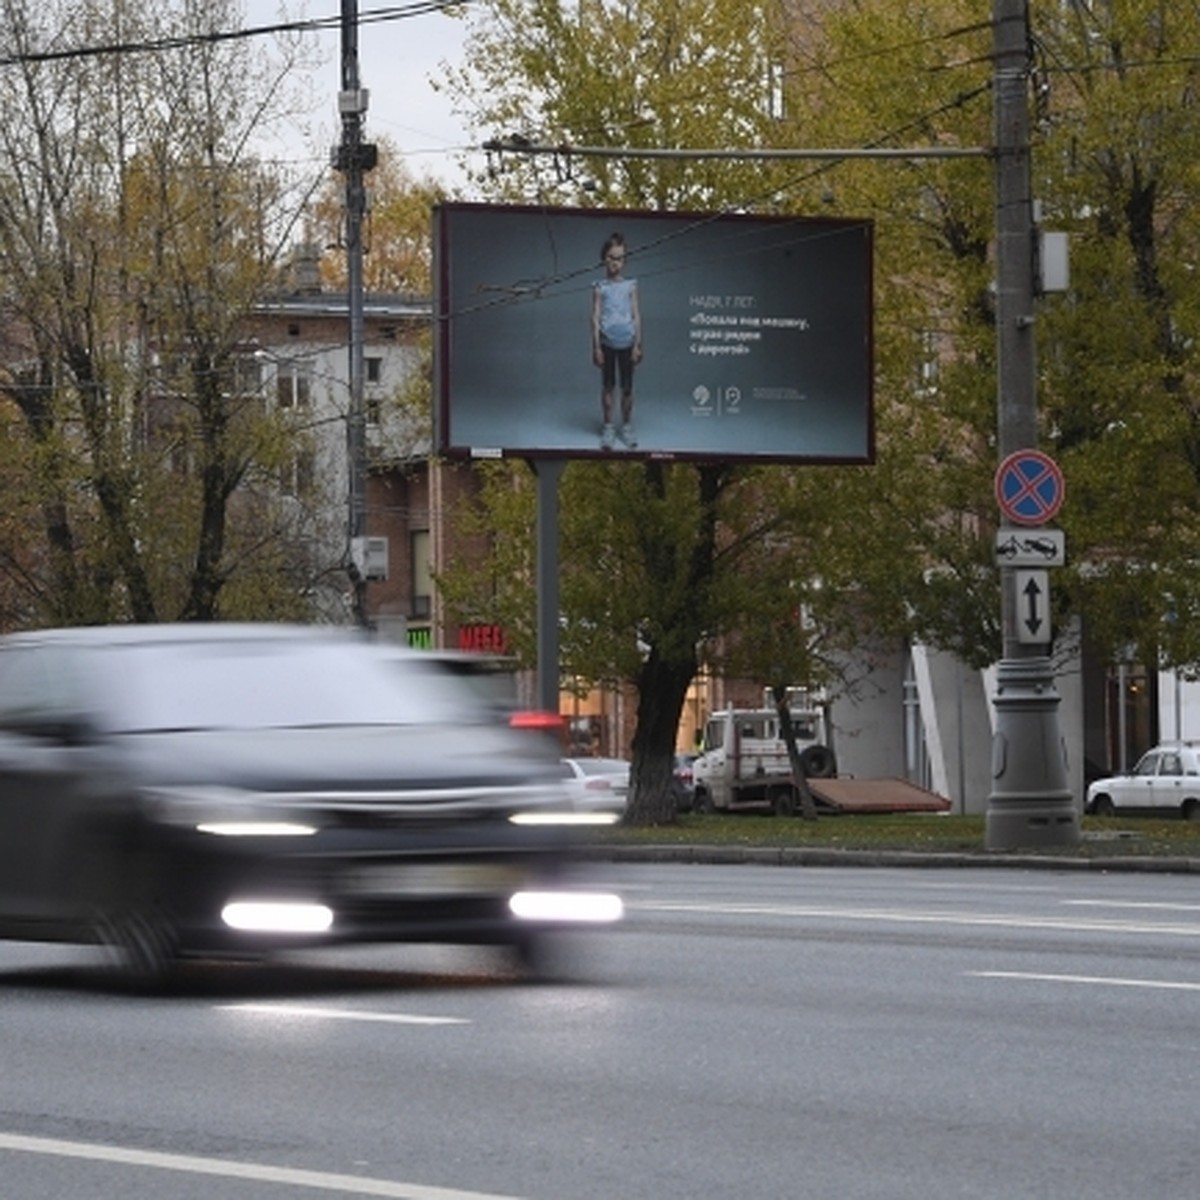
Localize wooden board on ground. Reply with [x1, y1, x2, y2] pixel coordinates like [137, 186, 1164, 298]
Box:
[808, 777, 951, 814]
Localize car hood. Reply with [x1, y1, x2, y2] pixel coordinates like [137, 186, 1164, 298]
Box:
[115, 723, 560, 796]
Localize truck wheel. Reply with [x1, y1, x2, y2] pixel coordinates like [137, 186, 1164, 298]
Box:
[799, 745, 837, 779]
[693, 788, 714, 815]
[771, 788, 796, 817]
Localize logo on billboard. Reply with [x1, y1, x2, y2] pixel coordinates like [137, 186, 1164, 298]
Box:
[689, 385, 744, 417]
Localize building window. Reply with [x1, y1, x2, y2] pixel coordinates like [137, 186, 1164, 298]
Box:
[366, 356, 382, 384]
[276, 361, 311, 409]
[1106, 664, 1156, 774]
[411, 529, 431, 618]
[282, 447, 315, 498]
[225, 354, 263, 399]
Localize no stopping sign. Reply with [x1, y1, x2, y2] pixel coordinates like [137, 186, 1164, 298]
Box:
[994, 450, 1064, 527]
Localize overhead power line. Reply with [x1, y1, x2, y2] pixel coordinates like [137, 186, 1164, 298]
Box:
[0, 1, 472, 68]
[483, 138, 992, 162]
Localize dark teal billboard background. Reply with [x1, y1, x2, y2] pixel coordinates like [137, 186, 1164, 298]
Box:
[434, 204, 873, 464]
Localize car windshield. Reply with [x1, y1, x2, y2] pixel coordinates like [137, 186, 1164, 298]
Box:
[91, 639, 481, 733]
[1135, 753, 1160, 776]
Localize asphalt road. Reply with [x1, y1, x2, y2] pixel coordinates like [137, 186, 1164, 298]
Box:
[3, 862, 1200, 1199]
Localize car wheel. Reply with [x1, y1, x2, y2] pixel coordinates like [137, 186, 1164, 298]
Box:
[92, 844, 180, 988]
[505, 933, 574, 984]
[1182, 799, 1200, 822]
[670, 779, 691, 813]
[96, 905, 180, 989]
[1090, 794, 1115, 818]
[69, 821, 180, 988]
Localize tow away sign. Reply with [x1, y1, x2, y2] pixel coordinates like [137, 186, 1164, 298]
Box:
[995, 529, 1065, 567]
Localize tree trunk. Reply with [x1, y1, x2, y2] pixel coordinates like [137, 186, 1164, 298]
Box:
[626, 649, 697, 825]
[772, 685, 818, 821]
[622, 461, 729, 826]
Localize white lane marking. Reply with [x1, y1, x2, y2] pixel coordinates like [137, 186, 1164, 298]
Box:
[969, 970, 1200, 993]
[217, 1003, 469, 1026]
[631, 899, 1200, 937]
[0, 1132, 522, 1199]
[1064, 899, 1200, 913]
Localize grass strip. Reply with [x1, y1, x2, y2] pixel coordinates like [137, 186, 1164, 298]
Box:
[595, 814, 1200, 858]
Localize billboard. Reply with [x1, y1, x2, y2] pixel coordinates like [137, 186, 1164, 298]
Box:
[434, 203, 873, 464]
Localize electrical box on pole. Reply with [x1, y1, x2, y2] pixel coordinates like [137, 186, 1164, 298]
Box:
[335, 0, 378, 628]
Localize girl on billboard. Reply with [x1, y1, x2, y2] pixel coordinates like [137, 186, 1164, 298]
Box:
[592, 232, 643, 450]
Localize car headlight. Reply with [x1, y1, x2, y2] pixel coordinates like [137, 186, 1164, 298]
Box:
[222, 901, 333, 932]
[142, 787, 319, 836]
[196, 820, 318, 837]
[509, 890, 624, 923]
[509, 811, 621, 827]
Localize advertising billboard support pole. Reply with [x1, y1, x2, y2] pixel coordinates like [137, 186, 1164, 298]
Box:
[533, 460, 564, 716]
[985, 0, 1079, 849]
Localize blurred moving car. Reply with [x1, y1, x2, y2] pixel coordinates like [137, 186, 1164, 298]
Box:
[0, 624, 622, 983]
[560, 757, 631, 817]
[672, 752, 698, 812]
[1086, 743, 1200, 819]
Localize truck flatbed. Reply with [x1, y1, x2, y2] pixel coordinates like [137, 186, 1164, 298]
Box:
[806, 777, 951, 814]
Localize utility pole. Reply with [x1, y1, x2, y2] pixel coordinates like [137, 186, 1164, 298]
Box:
[334, 0, 377, 628]
[985, 0, 1079, 848]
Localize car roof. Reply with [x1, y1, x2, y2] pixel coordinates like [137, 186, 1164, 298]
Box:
[0, 623, 406, 652]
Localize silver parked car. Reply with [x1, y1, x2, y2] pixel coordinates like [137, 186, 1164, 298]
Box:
[0, 623, 622, 984]
[560, 757, 631, 818]
[1086, 743, 1200, 819]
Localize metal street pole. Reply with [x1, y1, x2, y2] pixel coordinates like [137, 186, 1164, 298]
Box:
[986, 0, 1079, 848]
[336, 0, 376, 628]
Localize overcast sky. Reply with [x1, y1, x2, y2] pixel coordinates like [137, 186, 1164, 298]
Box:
[243, 1, 477, 187]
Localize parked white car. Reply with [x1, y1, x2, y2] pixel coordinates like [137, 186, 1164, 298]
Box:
[560, 757, 630, 817]
[1086, 743, 1200, 820]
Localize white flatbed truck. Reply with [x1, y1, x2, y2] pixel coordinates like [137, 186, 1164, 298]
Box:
[691, 704, 950, 816]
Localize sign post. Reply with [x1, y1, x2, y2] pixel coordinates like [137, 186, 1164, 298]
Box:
[985, 0, 1079, 850]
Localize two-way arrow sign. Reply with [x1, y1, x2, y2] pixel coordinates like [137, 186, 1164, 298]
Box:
[1015, 569, 1050, 644]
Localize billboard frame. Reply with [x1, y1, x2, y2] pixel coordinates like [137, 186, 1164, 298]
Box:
[434, 202, 874, 467]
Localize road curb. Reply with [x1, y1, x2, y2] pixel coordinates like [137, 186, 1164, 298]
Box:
[585, 843, 1200, 874]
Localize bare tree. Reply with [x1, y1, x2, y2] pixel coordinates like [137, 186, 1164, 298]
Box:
[0, 0, 331, 624]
